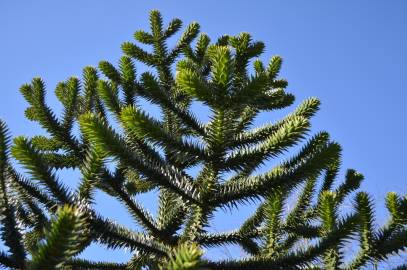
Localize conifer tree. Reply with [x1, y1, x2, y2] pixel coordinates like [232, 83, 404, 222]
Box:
[0, 10, 406, 269]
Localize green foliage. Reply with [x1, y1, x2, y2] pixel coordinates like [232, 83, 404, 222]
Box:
[29, 205, 89, 270]
[0, 10, 405, 270]
[161, 244, 204, 270]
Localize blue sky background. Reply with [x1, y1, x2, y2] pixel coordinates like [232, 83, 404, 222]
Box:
[1, 0, 406, 264]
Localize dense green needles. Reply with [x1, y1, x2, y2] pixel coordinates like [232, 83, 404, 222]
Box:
[0, 10, 406, 270]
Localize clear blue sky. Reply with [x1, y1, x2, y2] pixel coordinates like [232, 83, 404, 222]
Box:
[1, 0, 406, 263]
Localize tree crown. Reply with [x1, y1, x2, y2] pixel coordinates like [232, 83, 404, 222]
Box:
[0, 10, 406, 270]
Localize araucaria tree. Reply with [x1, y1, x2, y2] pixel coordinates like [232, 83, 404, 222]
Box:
[0, 10, 406, 270]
